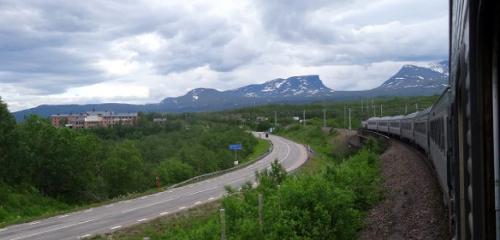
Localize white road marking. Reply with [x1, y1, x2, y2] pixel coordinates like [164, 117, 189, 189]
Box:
[79, 233, 92, 239]
[83, 209, 93, 213]
[110, 225, 122, 230]
[58, 214, 69, 219]
[194, 201, 202, 205]
[124, 200, 132, 203]
[168, 190, 173, 193]
[229, 177, 247, 184]
[121, 195, 180, 213]
[30, 221, 40, 225]
[0, 228, 7, 232]
[137, 218, 148, 222]
[208, 197, 215, 201]
[10, 219, 96, 240]
[192, 186, 217, 195]
[179, 206, 186, 210]
[80, 219, 96, 224]
[105, 204, 114, 208]
[140, 196, 147, 199]
[160, 211, 169, 216]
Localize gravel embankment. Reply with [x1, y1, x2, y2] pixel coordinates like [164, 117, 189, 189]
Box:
[358, 140, 449, 240]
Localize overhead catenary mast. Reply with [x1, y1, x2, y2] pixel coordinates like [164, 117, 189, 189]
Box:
[344, 105, 347, 128]
[372, 100, 375, 117]
[274, 111, 277, 127]
[348, 108, 352, 131]
[303, 110, 306, 126]
[323, 109, 326, 127]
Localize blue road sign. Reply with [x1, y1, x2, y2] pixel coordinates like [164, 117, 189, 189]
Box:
[229, 144, 242, 150]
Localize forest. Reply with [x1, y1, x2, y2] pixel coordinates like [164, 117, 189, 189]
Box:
[0, 97, 258, 225]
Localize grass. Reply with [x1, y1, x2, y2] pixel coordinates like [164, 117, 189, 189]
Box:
[0, 183, 71, 228]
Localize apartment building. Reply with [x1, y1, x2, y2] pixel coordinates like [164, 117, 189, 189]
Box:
[51, 111, 138, 129]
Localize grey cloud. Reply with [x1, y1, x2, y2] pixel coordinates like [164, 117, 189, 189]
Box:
[254, 0, 448, 64]
[0, 0, 449, 110]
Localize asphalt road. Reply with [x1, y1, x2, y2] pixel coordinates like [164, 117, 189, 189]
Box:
[0, 133, 308, 240]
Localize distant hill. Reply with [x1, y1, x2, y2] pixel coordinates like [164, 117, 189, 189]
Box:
[13, 61, 449, 121]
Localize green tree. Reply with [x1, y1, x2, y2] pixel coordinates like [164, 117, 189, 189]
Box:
[158, 159, 194, 185]
[102, 141, 146, 197]
[0, 97, 20, 183]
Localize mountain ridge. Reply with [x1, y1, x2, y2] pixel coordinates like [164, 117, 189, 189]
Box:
[13, 61, 449, 121]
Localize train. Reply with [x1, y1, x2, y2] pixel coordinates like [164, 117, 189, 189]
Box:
[361, 88, 451, 205]
[362, 0, 499, 239]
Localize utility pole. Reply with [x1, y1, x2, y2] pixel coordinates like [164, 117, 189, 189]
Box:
[220, 208, 226, 240]
[323, 109, 326, 127]
[344, 105, 347, 128]
[372, 100, 375, 117]
[258, 193, 264, 233]
[303, 110, 306, 126]
[348, 108, 352, 131]
[380, 104, 383, 116]
[274, 111, 277, 127]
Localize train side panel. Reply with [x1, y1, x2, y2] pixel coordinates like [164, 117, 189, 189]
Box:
[389, 116, 403, 137]
[428, 89, 451, 201]
[414, 108, 431, 153]
[401, 112, 417, 142]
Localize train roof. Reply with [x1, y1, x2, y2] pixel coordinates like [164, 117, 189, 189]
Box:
[415, 107, 432, 117]
[366, 117, 380, 121]
[388, 115, 405, 120]
[367, 115, 405, 121]
[405, 112, 419, 118]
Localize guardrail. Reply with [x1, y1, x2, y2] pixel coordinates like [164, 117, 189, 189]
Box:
[167, 138, 274, 189]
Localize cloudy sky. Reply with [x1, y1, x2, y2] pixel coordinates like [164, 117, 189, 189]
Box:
[0, 0, 448, 111]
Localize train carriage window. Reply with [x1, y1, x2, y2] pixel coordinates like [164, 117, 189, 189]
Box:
[414, 121, 426, 134]
[430, 117, 445, 151]
[390, 121, 400, 127]
[401, 121, 412, 130]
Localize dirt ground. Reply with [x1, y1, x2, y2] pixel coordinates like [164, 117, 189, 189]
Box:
[358, 140, 449, 240]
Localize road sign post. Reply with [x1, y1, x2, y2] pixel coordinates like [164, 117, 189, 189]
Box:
[229, 144, 242, 166]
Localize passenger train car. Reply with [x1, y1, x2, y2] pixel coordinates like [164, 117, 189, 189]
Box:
[362, 0, 499, 238]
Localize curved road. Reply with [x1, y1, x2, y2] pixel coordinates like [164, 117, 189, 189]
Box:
[0, 133, 308, 240]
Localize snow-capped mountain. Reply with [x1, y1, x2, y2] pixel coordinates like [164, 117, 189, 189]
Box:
[13, 61, 449, 120]
[361, 61, 448, 97]
[229, 75, 334, 98]
[158, 75, 336, 111]
[427, 60, 449, 76]
[377, 64, 448, 90]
